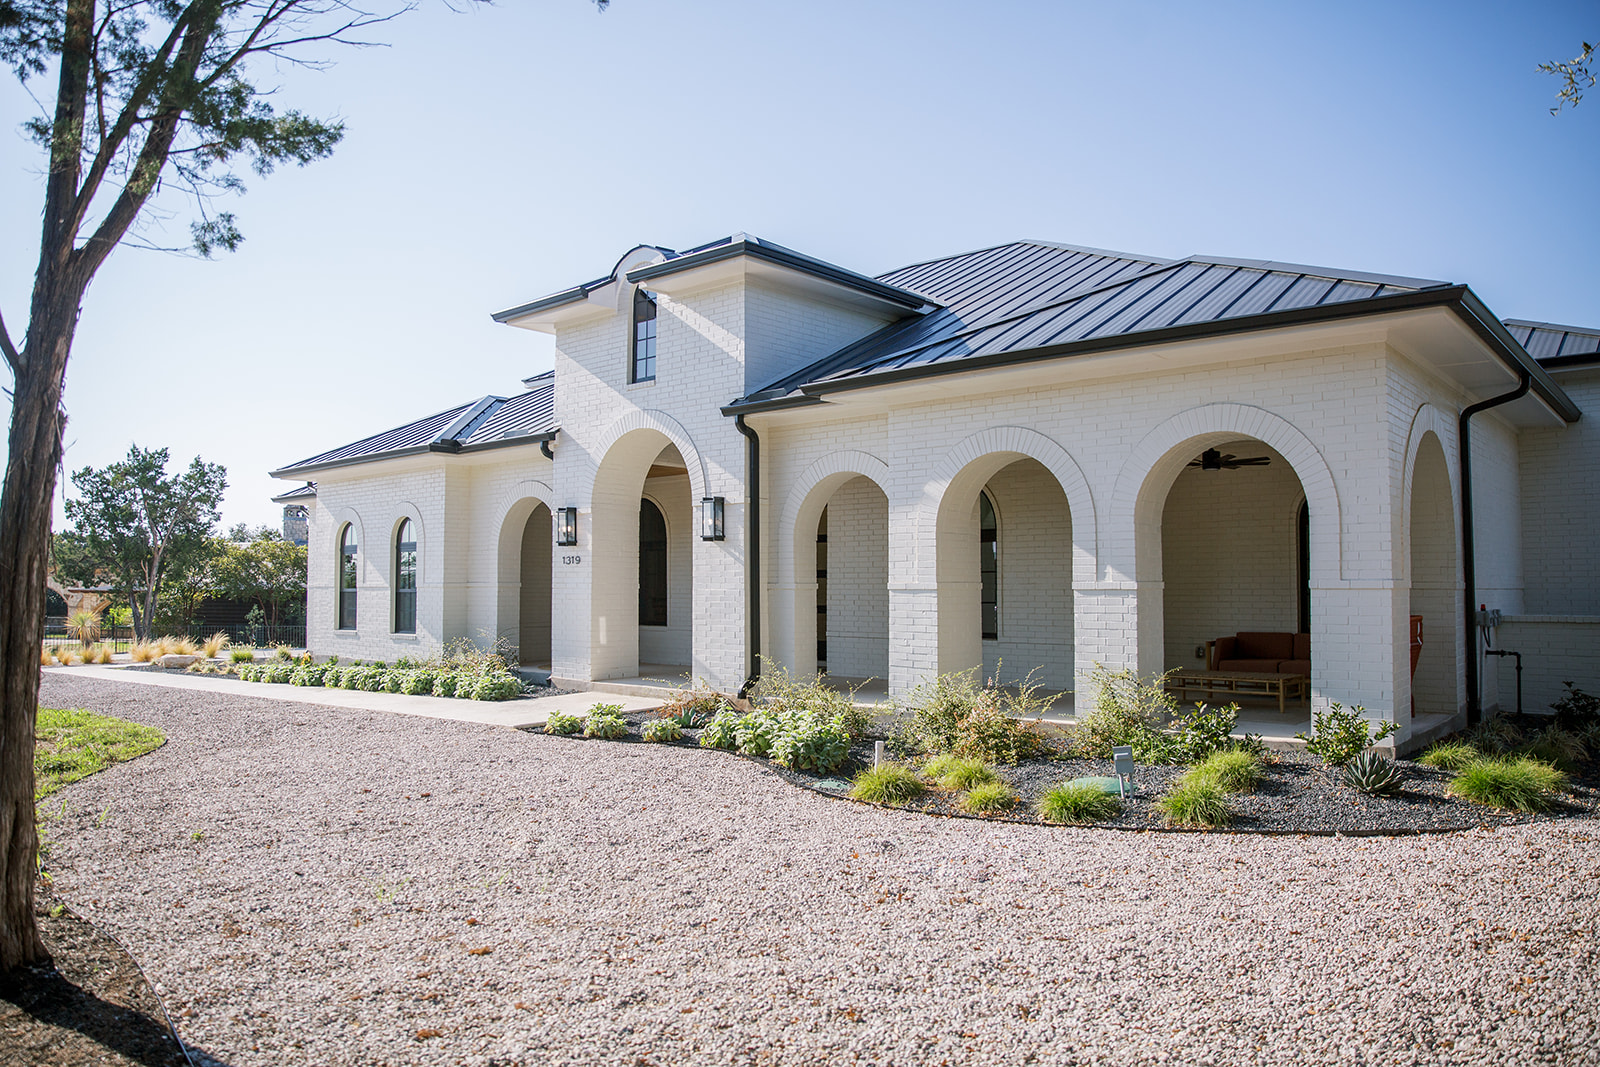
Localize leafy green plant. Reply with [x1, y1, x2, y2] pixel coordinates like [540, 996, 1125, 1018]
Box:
[1342, 751, 1404, 795]
[1074, 665, 1177, 758]
[1156, 778, 1234, 828]
[543, 712, 582, 736]
[1551, 681, 1600, 732]
[921, 755, 999, 791]
[1448, 758, 1568, 811]
[749, 660, 874, 740]
[769, 714, 851, 774]
[959, 780, 1019, 814]
[584, 705, 628, 739]
[431, 672, 460, 699]
[229, 648, 255, 664]
[734, 712, 782, 757]
[289, 663, 329, 687]
[261, 663, 294, 684]
[642, 718, 683, 743]
[235, 664, 259, 682]
[469, 673, 522, 701]
[1037, 781, 1122, 824]
[1168, 702, 1264, 762]
[1417, 740, 1480, 771]
[699, 710, 741, 750]
[848, 764, 925, 804]
[890, 666, 1047, 765]
[1183, 749, 1262, 793]
[1295, 703, 1399, 767]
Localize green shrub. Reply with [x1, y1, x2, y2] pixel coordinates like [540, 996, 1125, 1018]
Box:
[261, 663, 294, 684]
[432, 672, 460, 699]
[734, 712, 782, 757]
[849, 764, 925, 804]
[951, 698, 1044, 765]
[360, 668, 388, 692]
[1551, 681, 1600, 732]
[642, 718, 683, 743]
[921, 755, 999, 791]
[1517, 727, 1588, 774]
[229, 649, 255, 664]
[959, 780, 1019, 814]
[1341, 751, 1404, 795]
[1156, 778, 1233, 828]
[469, 673, 522, 701]
[583, 711, 629, 740]
[699, 710, 741, 750]
[891, 666, 1051, 764]
[401, 669, 438, 696]
[1184, 749, 1263, 793]
[1417, 740, 1480, 771]
[1448, 758, 1568, 811]
[1170, 702, 1265, 762]
[1074, 665, 1176, 759]
[236, 664, 260, 682]
[1037, 782, 1122, 824]
[750, 661, 874, 740]
[543, 712, 581, 736]
[1295, 703, 1399, 766]
[769, 714, 851, 774]
[289, 664, 325, 687]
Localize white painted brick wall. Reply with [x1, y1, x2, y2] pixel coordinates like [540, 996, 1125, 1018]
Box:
[824, 476, 889, 679]
[981, 459, 1073, 690]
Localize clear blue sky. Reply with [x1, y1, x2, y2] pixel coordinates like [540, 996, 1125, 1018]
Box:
[3, 0, 1596, 532]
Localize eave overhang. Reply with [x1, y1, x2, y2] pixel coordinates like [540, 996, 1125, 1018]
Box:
[268, 430, 557, 479]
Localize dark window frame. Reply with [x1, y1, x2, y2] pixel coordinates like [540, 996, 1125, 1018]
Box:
[394, 518, 417, 634]
[631, 287, 658, 384]
[639, 498, 668, 627]
[980, 490, 999, 641]
[338, 523, 358, 631]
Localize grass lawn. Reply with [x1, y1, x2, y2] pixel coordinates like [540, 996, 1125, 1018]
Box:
[34, 707, 166, 803]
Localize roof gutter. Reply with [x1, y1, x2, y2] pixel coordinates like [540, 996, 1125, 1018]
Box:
[770, 285, 1578, 424]
[626, 238, 932, 312]
[269, 431, 557, 478]
[1460, 368, 1531, 727]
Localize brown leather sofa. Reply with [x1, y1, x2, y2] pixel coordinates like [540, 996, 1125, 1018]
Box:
[1206, 632, 1310, 676]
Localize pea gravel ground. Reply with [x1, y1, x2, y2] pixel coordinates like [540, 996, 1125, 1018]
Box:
[36, 674, 1600, 1067]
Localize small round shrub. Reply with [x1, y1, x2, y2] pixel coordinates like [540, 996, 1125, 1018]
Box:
[236, 664, 260, 682]
[1156, 778, 1233, 828]
[230, 649, 255, 664]
[583, 712, 629, 740]
[432, 672, 460, 699]
[699, 710, 741, 750]
[642, 718, 684, 743]
[262, 663, 294, 685]
[959, 780, 1019, 814]
[544, 712, 582, 736]
[922, 755, 999, 791]
[1448, 758, 1568, 811]
[1417, 740, 1480, 772]
[849, 764, 925, 804]
[734, 712, 781, 757]
[1184, 750, 1263, 793]
[770, 715, 850, 774]
[401, 669, 438, 696]
[1037, 782, 1121, 824]
[470, 673, 522, 701]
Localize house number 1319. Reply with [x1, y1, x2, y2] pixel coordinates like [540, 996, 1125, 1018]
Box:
[562, 555, 582, 565]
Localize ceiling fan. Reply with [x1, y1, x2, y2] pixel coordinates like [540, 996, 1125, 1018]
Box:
[1188, 447, 1271, 471]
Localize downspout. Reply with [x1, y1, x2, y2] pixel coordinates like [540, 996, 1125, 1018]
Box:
[1459, 369, 1530, 726]
[735, 415, 761, 698]
[539, 432, 556, 461]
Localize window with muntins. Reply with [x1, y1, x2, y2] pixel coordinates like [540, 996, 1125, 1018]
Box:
[338, 524, 358, 630]
[980, 491, 999, 640]
[632, 287, 657, 383]
[394, 518, 417, 634]
[639, 499, 668, 626]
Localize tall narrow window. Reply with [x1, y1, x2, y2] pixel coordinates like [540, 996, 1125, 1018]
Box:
[979, 491, 999, 640]
[639, 499, 668, 626]
[816, 507, 828, 667]
[632, 288, 658, 383]
[394, 518, 417, 634]
[338, 524, 358, 630]
[1297, 500, 1311, 633]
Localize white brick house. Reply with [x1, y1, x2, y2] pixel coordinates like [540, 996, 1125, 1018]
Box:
[271, 236, 1600, 748]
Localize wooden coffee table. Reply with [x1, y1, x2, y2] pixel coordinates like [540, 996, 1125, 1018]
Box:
[1165, 670, 1309, 714]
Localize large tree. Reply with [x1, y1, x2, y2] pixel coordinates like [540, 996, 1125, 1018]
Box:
[0, 0, 529, 970]
[212, 523, 308, 629]
[57, 446, 227, 641]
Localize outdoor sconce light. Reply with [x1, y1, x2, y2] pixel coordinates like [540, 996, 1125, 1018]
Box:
[700, 496, 725, 541]
[556, 507, 578, 547]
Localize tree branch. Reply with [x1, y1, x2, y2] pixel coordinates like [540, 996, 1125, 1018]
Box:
[0, 305, 20, 372]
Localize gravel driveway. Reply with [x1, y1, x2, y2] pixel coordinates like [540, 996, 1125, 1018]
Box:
[37, 674, 1600, 1066]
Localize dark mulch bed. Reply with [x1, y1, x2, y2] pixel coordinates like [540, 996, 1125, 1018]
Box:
[526, 709, 1600, 835]
[0, 886, 191, 1067]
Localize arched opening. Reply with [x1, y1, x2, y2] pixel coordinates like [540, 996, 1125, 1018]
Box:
[936, 455, 1073, 691]
[591, 429, 694, 680]
[1158, 437, 1311, 727]
[813, 477, 889, 683]
[1409, 432, 1460, 719]
[518, 504, 552, 666]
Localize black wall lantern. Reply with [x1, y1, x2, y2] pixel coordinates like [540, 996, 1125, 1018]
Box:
[556, 506, 578, 547]
[700, 496, 725, 541]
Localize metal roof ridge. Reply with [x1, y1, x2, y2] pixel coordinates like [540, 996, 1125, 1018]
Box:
[625, 235, 934, 310]
[1015, 238, 1173, 265]
[435, 396, 506, 445]
[1185, 254, 1449, 291]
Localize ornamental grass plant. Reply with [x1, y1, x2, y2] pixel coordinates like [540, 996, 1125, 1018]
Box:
[849, 764, 925, 804]
[1036, 782, 1122, 824]
[1156, 777, 1234, 829]
[1182, 750, 1263, 793]
[958, 780, 1019, 814]
[920, 755, 1000, 791]
[1417, 740, 1480, 772]
[1447, 757, 1568, 812]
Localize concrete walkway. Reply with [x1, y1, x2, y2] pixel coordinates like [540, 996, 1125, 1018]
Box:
[42, 663, 662, 729]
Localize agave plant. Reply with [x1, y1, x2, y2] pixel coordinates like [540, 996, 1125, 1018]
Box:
[1342, 750, 1404, 795]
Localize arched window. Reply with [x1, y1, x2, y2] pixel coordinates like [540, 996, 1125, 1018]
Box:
[632, 288, 658, 383]
[639, 499, 668, 626]
[338, 524, 358, 630]
[980, 490, 999, 640]
[394, 518, 417, 634]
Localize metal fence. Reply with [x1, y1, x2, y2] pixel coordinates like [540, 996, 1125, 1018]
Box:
[41, 620, 306, 652]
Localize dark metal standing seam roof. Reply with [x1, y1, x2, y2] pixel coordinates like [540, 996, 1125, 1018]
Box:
[736, 243, 1447, 400]
[271, 378, 557, 476]
[1505, 320, 1600, 360]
